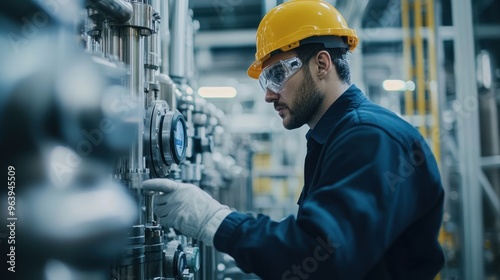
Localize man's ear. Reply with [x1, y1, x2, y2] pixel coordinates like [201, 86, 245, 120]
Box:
[314, 50, 333, 80]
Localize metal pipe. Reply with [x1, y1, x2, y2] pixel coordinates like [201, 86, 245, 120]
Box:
[145, 193, 155, 224]
[156, 74, 178, 109]
[85, 8, 102, 55]
[102, 20, 120, 60]
[145, 34, 159, 85]
[481, 156, 500, 169]
[479, 89, 500, 182]
[145, 0, 160, 87]
[200, 244, 217, 280]
[452, 0, 484, 278]
[436, 0, 448, 183]
[103, 20, 112, 58]
[122, 27, 145, 172]
[111, 26, 121, 60]
[170, 0, 189, 82]
[144, 226, 164, 278]
[160, 0, 171, 75]
[151, 0, 162, 71]
[86, 0, 133, 23]
[479, 169, 500, 218]
[186, 12, 197, 84]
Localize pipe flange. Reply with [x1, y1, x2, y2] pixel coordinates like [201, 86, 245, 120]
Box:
[145, 100, 170, 178]
[145, 101, 187, 178]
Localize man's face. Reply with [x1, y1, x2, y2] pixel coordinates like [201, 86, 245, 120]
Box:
[262, 53, 324, 130]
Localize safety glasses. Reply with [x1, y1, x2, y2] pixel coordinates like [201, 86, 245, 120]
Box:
[258, 57, 303, 93]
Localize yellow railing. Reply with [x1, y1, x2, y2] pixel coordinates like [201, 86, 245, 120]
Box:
[401, 0, 441, 162]
[401, 1, 445, 279]
[426, 0, 441, 163]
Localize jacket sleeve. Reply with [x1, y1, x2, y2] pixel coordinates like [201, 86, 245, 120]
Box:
[213, 125, 442, 280]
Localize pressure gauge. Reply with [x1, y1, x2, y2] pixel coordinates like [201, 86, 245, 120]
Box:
[174, 120, 186, 158]
[145, 101, 187, 178]
[185, 246, 200, 272]
[164, 241, 187, 280]
[161, 110, 187, 165]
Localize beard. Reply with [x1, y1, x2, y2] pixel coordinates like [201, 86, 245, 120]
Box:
[282, 67, 324, 130]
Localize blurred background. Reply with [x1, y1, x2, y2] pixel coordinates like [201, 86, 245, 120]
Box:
[0, 0, 499, 279]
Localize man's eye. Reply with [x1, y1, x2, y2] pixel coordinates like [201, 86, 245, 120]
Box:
[272, 70, 285, 81]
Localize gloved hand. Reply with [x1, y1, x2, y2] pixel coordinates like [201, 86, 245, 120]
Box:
[142, 178, 232, 246]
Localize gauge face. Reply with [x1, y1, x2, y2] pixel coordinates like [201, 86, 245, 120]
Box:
[192, 247, 200, 271]
[173, 118, 186, 158]
[160, 110, 187, 165]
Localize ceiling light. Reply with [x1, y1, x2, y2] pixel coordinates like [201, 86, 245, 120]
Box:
[382, 80, 415, 91]
[198, 87, 237, 98]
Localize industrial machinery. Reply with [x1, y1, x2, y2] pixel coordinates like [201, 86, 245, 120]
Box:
[82, 0, 254, 279]
[0, 0, 252, 279]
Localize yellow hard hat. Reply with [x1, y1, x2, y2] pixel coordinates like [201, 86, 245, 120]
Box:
[248, 0, 359, 79]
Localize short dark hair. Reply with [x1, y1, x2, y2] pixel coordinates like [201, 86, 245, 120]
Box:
[295, 42, 351, 84]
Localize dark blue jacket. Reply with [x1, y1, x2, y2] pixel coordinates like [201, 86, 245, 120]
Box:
[214, 85, 445, 280]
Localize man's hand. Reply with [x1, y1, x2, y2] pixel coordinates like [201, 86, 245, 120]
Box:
[142, 178, 232, 246]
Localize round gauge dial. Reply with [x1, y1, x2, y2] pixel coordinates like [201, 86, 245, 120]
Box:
[161, 110, 187, 165]
[174, 120, 185, 158]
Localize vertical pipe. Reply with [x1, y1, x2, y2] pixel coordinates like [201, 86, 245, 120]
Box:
[151, 0, 161, 19]
[414, 0, 427, 138]
[152, 0, 162, 82]
[186, 13, 195, 84]
[199, 244, 217, 280]
[145, 34, 159, 85]
[85, 12, 96, 54]
[145, 28, 159, 106]
[436, 0, 448, 180]
[111, 27, 121, 60]
[426, 0, 441, 163]
[145, 194, 155, 224]
[434, 2, 448, 279]
[451, 0, 484, 278]
[146, 0, 161, 87]
[122, 27, 145, 172]
[160, 0, 170, 75]
[103, 22, 120, 60]
[103, 20, 111, 58]
[401, 0, 414, 117]
[170, 0, 189, 82]
[477, 51, 500, 195]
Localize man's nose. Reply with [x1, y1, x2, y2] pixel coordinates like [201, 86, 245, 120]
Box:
[264, 89, 279, 103]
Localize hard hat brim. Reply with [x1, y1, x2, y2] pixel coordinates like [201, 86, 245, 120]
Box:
[247, 62, 261, 80]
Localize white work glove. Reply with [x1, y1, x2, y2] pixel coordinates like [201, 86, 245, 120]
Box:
[142, 178, 232, 246]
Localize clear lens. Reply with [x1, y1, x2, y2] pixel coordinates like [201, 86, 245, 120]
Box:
[259, 57, 302, 93]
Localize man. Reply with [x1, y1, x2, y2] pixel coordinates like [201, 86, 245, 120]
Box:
[143, 0, 445, 279]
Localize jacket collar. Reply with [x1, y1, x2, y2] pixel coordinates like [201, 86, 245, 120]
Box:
[305, 84, 366, 144]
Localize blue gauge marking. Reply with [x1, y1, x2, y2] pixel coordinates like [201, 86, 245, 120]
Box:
[174, 119, 185, 157]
